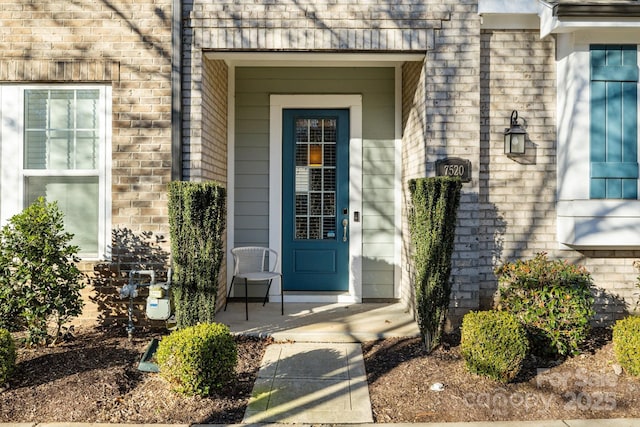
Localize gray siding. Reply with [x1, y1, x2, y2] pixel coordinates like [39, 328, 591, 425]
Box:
[235, 66, 396, 298]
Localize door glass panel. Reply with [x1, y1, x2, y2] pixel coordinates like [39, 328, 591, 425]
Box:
[294, 118, 337, 240]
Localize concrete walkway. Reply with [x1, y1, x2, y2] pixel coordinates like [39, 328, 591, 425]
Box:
[217, 302, 414, 424]
[243, 342, 372, 424]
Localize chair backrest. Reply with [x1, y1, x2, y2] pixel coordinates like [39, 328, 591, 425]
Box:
[231, 246, 278, 275]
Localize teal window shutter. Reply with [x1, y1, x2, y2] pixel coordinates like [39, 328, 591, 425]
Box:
[590, 45, 638, 199]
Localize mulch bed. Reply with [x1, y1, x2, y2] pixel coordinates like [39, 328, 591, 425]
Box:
[0, 325, 269, 424]
[362, 329, 640, 423]
[1, 325, 639, 424]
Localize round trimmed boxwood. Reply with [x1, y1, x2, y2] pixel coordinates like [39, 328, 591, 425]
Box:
[156, 322, 237, 396]
[613, 316, 640, 376]
[0, 328, 16, 385]
[461, 310, 529, 383]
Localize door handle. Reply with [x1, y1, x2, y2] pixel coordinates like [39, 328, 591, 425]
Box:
[342, 218, 349, 242]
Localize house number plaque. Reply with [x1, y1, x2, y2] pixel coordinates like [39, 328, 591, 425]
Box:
[435, 157, 472, 182]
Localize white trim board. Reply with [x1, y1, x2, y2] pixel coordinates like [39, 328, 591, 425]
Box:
[270, 95, 363, 303]
[205, 52, 424, 67]
[556, 35, 640, 248]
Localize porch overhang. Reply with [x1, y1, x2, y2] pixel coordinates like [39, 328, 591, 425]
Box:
[477, 0, 540, 29]
[204, 51, 426, 67]
[539, 0, 640, 38]
[553, 1, 640, 17]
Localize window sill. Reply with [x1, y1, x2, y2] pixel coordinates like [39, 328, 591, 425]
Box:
[557, 200, 640, 248]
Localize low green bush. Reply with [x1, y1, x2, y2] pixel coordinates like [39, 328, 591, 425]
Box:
[0, 328, 16, 385]
[633, 260, 640, 313]
[613, 316, 640, 376]
[461, 310, 529, 383]
[156, 323, 237, 396]
[495, 252, 594, 357]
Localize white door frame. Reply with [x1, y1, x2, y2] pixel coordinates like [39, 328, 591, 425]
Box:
[269, 95, 363, 303]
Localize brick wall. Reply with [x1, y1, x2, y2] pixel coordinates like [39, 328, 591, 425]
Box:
[187, 0, 444, 52]
[401, 61, 426, 310]
[479, 29, 557, 309]
[185, 1, 483, 324]
[400, 1, 481, 328]
[480, 30, 639, 324]
[202, 58, 229, 308]
[201, 59, 228, 185]
[183, 0, 445, 180]
[180, 2, 639, 327]
[0, 0, 174, 326]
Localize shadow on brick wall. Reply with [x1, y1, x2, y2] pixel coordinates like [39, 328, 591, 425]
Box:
[592, 287, 631, 326]
[477, 203, 507, 311]
[88, 228, 170, 328]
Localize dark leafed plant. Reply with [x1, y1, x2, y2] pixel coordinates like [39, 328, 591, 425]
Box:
[495, 252, 594, 357]
[0, 328, 16, 384]
[168, 181, 226, 329]
[408, 177, 462, 353]
[0, 197, 85, 345]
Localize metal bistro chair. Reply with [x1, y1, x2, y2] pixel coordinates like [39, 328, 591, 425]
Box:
[224, 246, 284, 320]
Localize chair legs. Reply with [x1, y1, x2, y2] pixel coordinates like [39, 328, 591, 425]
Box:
[244, 278, 248, 321]
[224, 276, 236, 312]
[263, 279, 272, 306]
[224, 276, 283, 320]
[224, 276, 248, 320]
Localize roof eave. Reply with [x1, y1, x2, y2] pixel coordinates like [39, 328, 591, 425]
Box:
[554, 3, 640, 17]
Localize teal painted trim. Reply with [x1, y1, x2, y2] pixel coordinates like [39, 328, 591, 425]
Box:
[591, 66, 638, 82]
[607, 179, 622, 199]
[607, 82, 623, 163]
[590, 179, 606, 199]
[590, 81, 606, 164]
[623, 81, 638, 161]
[590, 44, 639, 199]
[590, 44, 638, 82]
[590, 162, 639, 178]
[622, 179, 638, 199]
[623, 80, 639, 199]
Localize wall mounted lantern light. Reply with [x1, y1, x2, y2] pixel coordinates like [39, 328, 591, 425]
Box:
[504, 110, 526, 155]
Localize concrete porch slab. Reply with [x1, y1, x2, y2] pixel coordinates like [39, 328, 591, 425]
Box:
[216, 302, 420, 343]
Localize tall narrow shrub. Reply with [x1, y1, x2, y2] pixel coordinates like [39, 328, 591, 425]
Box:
[408, 177, 462, 352]
[168, 181, 226, 329]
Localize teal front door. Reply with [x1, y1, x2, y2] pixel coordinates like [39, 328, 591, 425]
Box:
[282, 109, 349, 291]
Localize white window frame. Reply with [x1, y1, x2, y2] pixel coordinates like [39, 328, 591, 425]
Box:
[556, 32, 640, 248]
[0, 84, 112, 259]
